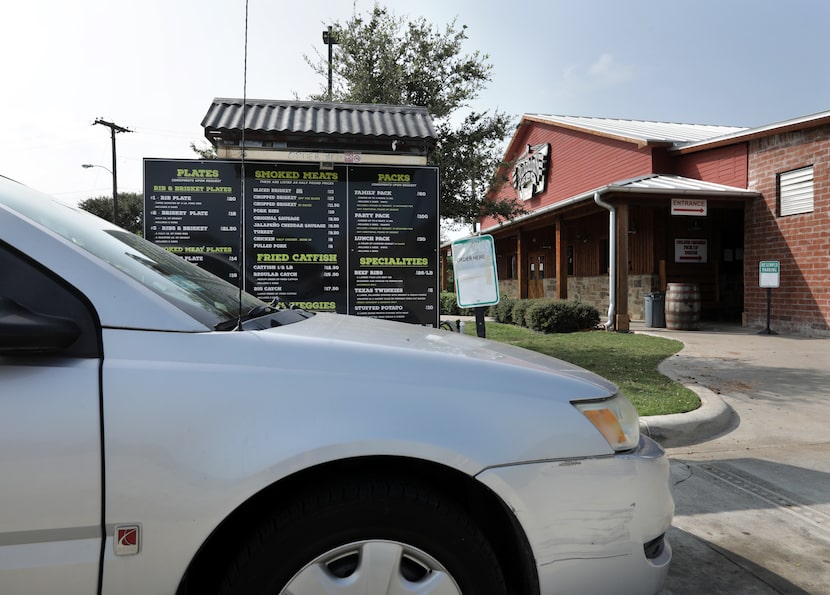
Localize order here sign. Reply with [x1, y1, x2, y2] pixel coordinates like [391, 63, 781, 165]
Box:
[452, 235, 500, 308]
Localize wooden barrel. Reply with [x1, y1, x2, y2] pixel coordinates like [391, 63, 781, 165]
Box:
[665, 283, 700, 330]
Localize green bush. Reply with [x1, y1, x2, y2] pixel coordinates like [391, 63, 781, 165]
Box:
[440, 292, 460, 316]
[526, 299, 570, 333]
[492, 295, 517, 324]
[526, 299, 601, 334]
[440, 292, 477, 317]
[511, 299, 535, 328]
[574, 301, 601, 330]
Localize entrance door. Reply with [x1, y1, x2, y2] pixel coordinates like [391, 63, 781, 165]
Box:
[528, 252, 545, 299]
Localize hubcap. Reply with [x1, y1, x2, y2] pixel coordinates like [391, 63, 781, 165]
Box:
[281, 539, 462, 595]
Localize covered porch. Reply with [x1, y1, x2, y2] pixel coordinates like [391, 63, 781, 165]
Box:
[445, 175, 759, 331]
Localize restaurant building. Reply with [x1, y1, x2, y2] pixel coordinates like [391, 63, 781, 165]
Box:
[451, 110, 829, 336]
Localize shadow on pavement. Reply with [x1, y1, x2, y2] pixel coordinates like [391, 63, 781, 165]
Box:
[665, 458, 830, 594]
[661, 526, 811, 595]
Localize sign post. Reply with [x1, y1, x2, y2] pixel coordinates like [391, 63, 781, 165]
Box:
[758, 261, 780, 335]
[451, 235, 499, 338]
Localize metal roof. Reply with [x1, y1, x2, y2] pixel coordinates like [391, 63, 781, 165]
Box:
[480, 174, 758, 235]
[612, 174, 757, 194]
[671, 108, 830, 153]
[202, 98, 438, 141]
[524, 114, 748, 146]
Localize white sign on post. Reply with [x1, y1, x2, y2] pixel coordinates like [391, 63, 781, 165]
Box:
[451, 235, 500, 308]
[759, 261, 780, 288]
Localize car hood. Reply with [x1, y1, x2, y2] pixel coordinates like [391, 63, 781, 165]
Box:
[103, 312, 623, 476]
[266, 312, 618, 399]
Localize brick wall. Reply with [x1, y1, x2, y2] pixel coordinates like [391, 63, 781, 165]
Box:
[746, 125, 830, 336]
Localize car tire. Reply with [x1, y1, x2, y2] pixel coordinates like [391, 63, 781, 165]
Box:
[219, 476, 508, 594]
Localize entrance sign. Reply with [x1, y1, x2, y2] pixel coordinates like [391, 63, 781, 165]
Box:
[759, 261, 780, 288]
[451, 235, 500, 308]
[674, 238, 708, 263]
[144, 159, 439, 326]
[671, 198, 707, 217]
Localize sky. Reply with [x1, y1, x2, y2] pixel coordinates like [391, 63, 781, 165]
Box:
[3, 0, 829, 207]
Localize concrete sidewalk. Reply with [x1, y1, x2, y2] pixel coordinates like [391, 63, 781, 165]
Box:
[632, 320, 830, 447]
[636, 321, 830, 594]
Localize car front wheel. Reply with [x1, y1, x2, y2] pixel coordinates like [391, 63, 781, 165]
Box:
[219, 477, 508, 594]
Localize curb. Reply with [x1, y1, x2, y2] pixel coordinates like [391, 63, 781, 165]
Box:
[640, 388, 735, 448]
[639, 359, 736, 448]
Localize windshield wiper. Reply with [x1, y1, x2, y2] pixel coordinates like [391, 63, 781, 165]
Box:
[214, 303, 314, 331]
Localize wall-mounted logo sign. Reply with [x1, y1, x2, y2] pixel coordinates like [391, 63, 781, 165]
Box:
[512, 143, 550, 201]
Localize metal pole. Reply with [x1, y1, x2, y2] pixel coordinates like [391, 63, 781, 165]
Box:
[474, 306, 486, 338]
[759, 287, 777, 335]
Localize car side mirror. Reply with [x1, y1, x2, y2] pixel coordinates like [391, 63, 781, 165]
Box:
[0, 297, 81, 355]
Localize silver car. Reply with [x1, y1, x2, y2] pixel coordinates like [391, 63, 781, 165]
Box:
[0, 174, 673, 594]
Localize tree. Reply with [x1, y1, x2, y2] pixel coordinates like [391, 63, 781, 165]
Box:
[190, 141, 218, 160]
[306, 4, 521, 230]
[78, 192, 144, 235]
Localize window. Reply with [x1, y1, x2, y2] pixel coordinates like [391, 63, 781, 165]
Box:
[779, 166, 814, 216]
[0, 242, 100, 358]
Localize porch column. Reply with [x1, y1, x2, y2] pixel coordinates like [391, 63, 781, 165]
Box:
[555, 217, 568, 299]
[517, 228, 528, 299]
[615, 202, 630, 332]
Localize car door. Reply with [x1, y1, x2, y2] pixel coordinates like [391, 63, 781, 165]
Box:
[0, 242, 103, 594]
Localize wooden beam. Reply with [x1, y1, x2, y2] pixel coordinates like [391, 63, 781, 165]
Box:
[517, 229, 527, 299]
[555, 217, 568, 299]
[615, 202, 630, 332]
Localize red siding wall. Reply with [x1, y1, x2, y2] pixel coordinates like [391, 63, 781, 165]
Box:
[744, 125, 830, 334]
[676, 144, 749, 187]
[481, 122, 654, 230]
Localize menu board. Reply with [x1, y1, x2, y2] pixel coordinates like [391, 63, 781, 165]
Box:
[143, 161, 243, 286]
[144, 159, 439, 326]
[348, 166, 438, 323]
[245, 163, 347, 312]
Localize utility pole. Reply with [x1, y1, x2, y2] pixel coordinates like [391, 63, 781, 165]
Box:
[92, 118, 132, 225]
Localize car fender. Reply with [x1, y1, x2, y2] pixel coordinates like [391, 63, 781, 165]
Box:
[100, 324, 615, 593]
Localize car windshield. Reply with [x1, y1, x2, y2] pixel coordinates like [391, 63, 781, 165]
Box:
[1, 177, 265, 327]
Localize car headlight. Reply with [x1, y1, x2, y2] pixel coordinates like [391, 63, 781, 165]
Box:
[573, 392, 640, 451]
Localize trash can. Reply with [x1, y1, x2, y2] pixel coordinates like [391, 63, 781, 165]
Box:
[644, 291, 666, 328]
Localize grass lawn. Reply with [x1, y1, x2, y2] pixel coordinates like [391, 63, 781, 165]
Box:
[463, 321, 700, 416]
